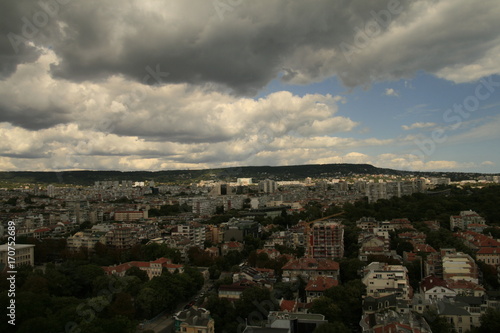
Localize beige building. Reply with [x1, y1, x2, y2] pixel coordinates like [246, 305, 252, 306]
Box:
[476, 247, 500, 266]
[282, 257, 340, 281]
[0, 244, 35, 268]
[174, 307, 214, 333]
[442, 252, 478, 284]
[450, 210, 486, 230]
[362, 262, 412, 300]
[102, 257, 184, 280]
[66, 230, 107, 252]
[114, 210, 148, 222]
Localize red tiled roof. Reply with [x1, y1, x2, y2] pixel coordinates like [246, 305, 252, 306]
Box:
[305, 276, 339, 291]
[34, 228, 51, 233]
[446, 279, 485, 291]
[280, 300, 297, 312]
[226, 241, 243, 248]
[477, 247, 500, 254]
[420, 275, 447, 292]
[282, 258, 339, 271]
[219, 279, 256, 292]
[257, 249, 280, 255]
[413, 243, 437, 253]
[130, 261, 150, 268]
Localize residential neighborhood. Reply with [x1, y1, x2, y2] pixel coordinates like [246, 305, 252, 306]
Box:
[1, 172, 500, 332]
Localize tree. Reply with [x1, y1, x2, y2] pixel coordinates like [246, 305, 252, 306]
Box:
[108, 293, 135, 319]
[188, 246, 214, 266]
[208, 265, 221, 280]
[73, 264, 106, 298]
[125, 266, 149, 282]
[310, 297, 342, 323]
[313, 322, 350, 333]
[477, 261, 500, 289]
[323, 279, 366, 328]
[339, 258, 364, 282]
[135, 287, 163, 319]
[20, 274, 49, 294]
[477, 308, 500, 332]
[235, 286, 273, 321]
[424, 309, 454, 333]
[205, 295, 237, 333]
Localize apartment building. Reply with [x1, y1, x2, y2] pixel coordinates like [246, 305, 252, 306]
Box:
[362, 262, 412, 300]
[307, 220, 344, 259]
[450, 210, 486, 230]
[172, 222, 206, 248]
[0, 244, 35, 268]
[174, 307, 214, 333]
[282, 257, 340, 282]
[66, 230, 107, 252]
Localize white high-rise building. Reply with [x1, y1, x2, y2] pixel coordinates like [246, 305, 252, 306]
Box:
[259, 179, 277, 193]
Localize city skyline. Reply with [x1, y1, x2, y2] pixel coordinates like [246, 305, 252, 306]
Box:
[1, 0, 500, 173]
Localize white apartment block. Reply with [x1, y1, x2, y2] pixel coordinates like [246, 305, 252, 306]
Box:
[442, 252, 478, 284]
[362, 262, 412, 300]
[172, 223, 206, 248]
[66, 231, 107, 252]
[0, 244, 35, 268]
[450, 210, 486, 230]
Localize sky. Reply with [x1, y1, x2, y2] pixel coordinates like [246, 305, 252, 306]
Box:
[1, 0, 500, 173]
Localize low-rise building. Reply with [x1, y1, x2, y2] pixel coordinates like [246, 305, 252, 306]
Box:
[476, 247, 500, 266]
[282, 258, 339, 282]
[218, 279, 257, 300]
[420, 275, 457, 301]
[450, 210, 486, 230]
[0, 244, 35, 269]
[434, 298, 481, 333]
[305, 276, 338, 303]
[67, 230, 107, 252]
[362, 262, 412, 300]
[442, 251, 478, 284]
[102, 257, 183, 279]
[174, 307, 214, 333]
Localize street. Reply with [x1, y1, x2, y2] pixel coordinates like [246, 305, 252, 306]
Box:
[138, 278, 214, 333]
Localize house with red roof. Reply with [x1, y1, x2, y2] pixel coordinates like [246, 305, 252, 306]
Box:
[279, 299, 298, 312]
[476, 247, 500, 266]
[204, 246, 219, 258]
[102, 257, 183, 280]
[256, 248, 281, 260]
[305, 276, 339, 303]
[399, 232, 426, 244]
[454, 230, 500, 251]
[420, 275, 457, 301]
[446, 279, 486, 297]
[450, 210, 486, 230]
[282, 257, 339, 281]
[218, 279, 257, 300]
[33, 227, 52, 239]
[221, 241, 244, 255]
[358, 234, 390, 261]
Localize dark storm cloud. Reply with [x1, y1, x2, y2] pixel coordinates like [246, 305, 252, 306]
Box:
[0, 105, 70, 130]
[3, 0, 500, 94]
[0, 0, 44, 78]
[8, 0, 399, 94]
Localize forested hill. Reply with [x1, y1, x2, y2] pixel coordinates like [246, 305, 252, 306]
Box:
[0, 163, 496, 185]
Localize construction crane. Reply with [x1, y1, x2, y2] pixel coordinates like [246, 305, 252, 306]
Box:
[303, 211, 345, 234]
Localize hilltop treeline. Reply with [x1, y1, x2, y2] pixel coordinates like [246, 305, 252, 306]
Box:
[343, 185, 500, 227]
[1, 163, 497, 185]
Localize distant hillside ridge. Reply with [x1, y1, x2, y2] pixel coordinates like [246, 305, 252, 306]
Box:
[0, 163, 496, 185]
